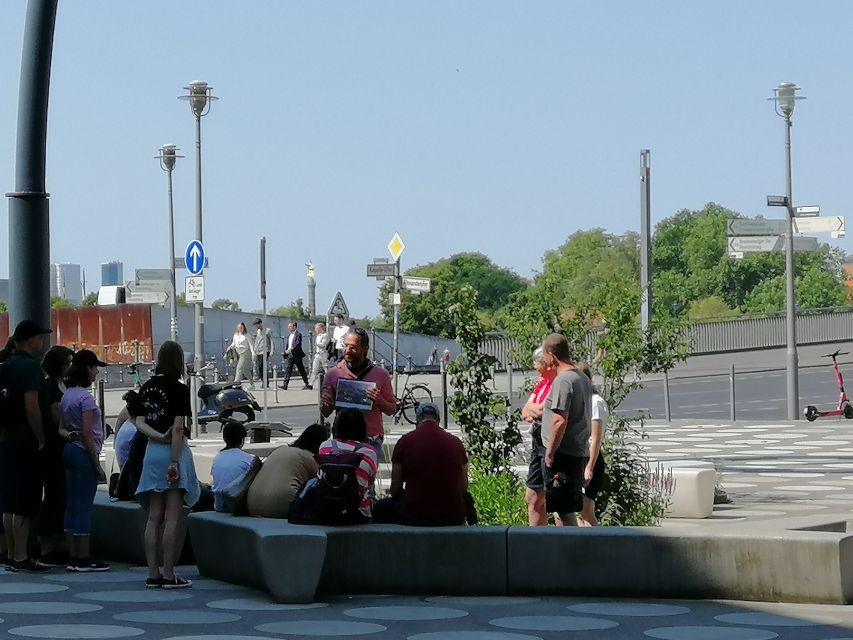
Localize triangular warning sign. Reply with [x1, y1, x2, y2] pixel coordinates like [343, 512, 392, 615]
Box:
[327, 291, 349, 317]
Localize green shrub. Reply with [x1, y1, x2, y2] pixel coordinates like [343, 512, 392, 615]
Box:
[468, 469, 528, 526]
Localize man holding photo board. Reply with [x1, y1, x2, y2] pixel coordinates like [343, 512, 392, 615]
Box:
[322, 328, 397, 453]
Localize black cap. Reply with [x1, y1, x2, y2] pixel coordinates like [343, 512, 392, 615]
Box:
[12, 320, 52, 343]
[72, 349, 107, 368]
[253, 318, 263, 325]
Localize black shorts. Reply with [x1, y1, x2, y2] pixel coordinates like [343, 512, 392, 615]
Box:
[544, 453, 585, 515]
[0, 441, 43, 518]
[525, 445, 547, 490]
[584, 455, 606, 501]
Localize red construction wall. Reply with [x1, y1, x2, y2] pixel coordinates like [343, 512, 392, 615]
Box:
[0, 305, 153, 365]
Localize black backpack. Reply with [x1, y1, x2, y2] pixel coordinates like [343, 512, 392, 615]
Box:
[312, 441, 368, 525]
[325, 338, 336, 359]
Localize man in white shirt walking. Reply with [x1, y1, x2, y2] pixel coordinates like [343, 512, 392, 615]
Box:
[310, 321, 331, 387]
[252, 318, 273, 388]
[331, 314, 348, 363]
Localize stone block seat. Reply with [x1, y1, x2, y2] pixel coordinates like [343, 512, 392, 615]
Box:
[187, 511, 509, 603]
[660, 460, 717, 518]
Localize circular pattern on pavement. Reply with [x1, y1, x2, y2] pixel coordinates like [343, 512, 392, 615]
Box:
[644, 627, 778, 639]
[161, 637, 275, 640]
[425, 596, 541, 606]
[715, 612, 841, 626]
[567, 602, 690, 617]
[76, 590, 194, 603]
[255, 621, 387, 636]
[0, 602, 101, 615]
[345, 606, 469, 621]
[8, 625, 145, 639]
[207, 598, 328, 611]
[490, 616, 619, 631]
[113, 610, 240, 625]
[48, 571, 141, 584]
[0, 583, 68, 595]
[409, 634, 544, 640]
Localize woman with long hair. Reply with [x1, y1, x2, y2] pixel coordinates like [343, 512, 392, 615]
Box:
[134, 341, 199, 589]
[228, 323, 254, 384]
[61, 349, 109, 571]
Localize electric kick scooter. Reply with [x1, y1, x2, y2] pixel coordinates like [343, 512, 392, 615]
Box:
[804, 350, 853, 421]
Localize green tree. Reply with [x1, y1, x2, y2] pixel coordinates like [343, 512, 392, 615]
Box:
[176, 293, 189, 306]
[687, 296, 739, 321]
[0, 300, 7, 314]
[271, 298, 308, 319]
[743, 267, 849, 314]
[378, 253, 528, 337]
[81, 292, 99, 307]
[51, 296, 73, 309]
[212, 298, 241, 311]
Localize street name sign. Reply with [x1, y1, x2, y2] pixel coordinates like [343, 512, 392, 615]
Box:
[185, 240, 206, 275]
[135, 268, 171, 282]
[402, 276, 432, 293]
[185, 276, 205, 302]
[795, 205, 820, 218]
[727, 235, 819, 254]
[328, 291, 349, 317]
[387, 233, 405, 262]
[126, 290, 168, 305]
[793, 216, 845, 235]
[727, 219, 787, 236]
[367, 263, 396, 278]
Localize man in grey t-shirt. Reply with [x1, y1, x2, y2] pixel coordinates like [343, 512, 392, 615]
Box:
[540, 333, 592, 526]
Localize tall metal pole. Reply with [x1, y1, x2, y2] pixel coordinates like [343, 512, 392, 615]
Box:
[167, 166, 178, 341]
[784, 114, 799, 420]
[639, 149, 652, 333]
[392, 260, 400, 396]
[6, 0, 57, 334]
[193, 114, 204, 374]
[260, 237, 268, 423]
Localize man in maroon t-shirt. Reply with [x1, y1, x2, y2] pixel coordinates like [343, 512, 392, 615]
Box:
[373, 403, 470, 526]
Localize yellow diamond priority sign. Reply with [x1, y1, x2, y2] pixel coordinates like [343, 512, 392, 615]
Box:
[387, 232, 405, 262]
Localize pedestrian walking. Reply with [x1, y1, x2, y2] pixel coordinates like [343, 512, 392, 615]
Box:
[252, 318, 273, 388]
[309, 322, 330, 387]
[228, 323, 254, 384]
[521, 348, 556, 527]
[577, 363, 607, 527]
[281, 322, 310, 390]
[331, 314, 348, 363]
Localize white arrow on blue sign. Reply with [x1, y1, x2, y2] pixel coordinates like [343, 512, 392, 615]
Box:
[185, 240, 206, 275]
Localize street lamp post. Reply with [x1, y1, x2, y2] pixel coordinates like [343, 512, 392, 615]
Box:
[157, 144, 183, 343]
[179, 80, 217, 375]
[770, 82, 805, 421]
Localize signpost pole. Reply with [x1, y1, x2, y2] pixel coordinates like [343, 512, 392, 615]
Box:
[392, 259, 400, 397]
[260, 237, 268, 423]
[783, 113, 799, 421]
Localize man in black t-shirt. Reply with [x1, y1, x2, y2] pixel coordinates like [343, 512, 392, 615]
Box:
[1, 320, 52, 573]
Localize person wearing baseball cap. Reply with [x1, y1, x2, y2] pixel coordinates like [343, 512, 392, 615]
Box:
[71, 350, 107, 369]
[373, 401, 472, 527]
[0, 320, 52, 573]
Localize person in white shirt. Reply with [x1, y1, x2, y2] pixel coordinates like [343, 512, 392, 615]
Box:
[252, 318, 274, 387]
[578, 363, 607, 527]
[228, 323, 254, 384]
[211, 422, 256, 512]
[310, 321, 331, 386]
[331, 314, 348, 362]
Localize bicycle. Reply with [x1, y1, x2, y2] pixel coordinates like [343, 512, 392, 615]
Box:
[393, 370, 433, 425]
[125, 361, 152, 389]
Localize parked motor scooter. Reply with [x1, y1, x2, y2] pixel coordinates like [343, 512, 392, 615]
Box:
[197, 381, 262, 426]
[804, 350, 853, 422]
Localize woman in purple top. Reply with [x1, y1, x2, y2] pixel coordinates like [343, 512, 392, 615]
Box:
[60, 349, 109, 572]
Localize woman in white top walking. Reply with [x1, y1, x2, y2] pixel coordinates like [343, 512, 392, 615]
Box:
[229, 323, 254, 384]
[577, 363, 607, 527]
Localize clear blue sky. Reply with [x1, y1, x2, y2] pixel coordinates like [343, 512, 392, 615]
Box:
[1, 1, 852, 317]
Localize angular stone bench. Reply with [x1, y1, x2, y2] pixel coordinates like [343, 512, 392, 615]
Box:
[187, 512, 508, 602]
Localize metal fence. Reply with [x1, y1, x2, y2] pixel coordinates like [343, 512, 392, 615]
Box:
[482, 309, 853, 366]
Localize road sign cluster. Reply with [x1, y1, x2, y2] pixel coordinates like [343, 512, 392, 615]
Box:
[184, 240, 206, 302]
[365, 232, 433, 295]
[726, 212, 845, 260]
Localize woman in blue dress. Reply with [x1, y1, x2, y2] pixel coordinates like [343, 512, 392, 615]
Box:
[134, 341, 199, 589]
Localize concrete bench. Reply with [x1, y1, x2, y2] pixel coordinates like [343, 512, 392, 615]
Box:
[90, 490, 191, 566]
[187, 512, 508, 602]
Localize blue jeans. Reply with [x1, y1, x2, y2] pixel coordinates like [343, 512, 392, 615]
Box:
[63, 443, 98, 535]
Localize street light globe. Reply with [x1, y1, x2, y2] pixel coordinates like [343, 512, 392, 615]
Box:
[772, 82, 801, 117]
[160, 144, 177, 171]
[180, 80, 218, 118]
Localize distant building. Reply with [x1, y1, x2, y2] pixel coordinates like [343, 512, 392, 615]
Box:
[51, 263, 83, 305]
[101, 261, 123, 287]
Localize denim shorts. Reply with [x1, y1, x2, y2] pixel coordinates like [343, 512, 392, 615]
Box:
[525, 445, 547, 490]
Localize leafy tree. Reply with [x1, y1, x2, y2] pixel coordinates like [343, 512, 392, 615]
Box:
[379, 253, 528, 337]
[211, 298, 241, 311]
[176, 293, 189, 306]
[51, 296, 73, 310]
[81, 292, 98, 307]
[0, 300, 7, 314]
[687, 296, 739, 321]
[271, 298, 308, 319]
[743, 267, 849, 314]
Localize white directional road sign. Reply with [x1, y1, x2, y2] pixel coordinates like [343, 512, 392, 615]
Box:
[793, 216, 845, 235]
[795, 205, 820, 217]
[367, 263, 396, 278]
[328, 291, 349, 317]
[727, 219, 787, 236]
[402, 276, 432, 293]
[185, 240, 205, 275]
[135, 268, 171, 282]
[126, 290, 169, 305]
[387, 233, 405, 262]
[727, 235, 819, 254]
[185, 276, 205, 302]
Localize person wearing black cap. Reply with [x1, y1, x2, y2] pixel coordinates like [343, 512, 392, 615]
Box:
[61, 350, 109, 572]
[373, 402, 471, 527]
[0, 320, 52, 573]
